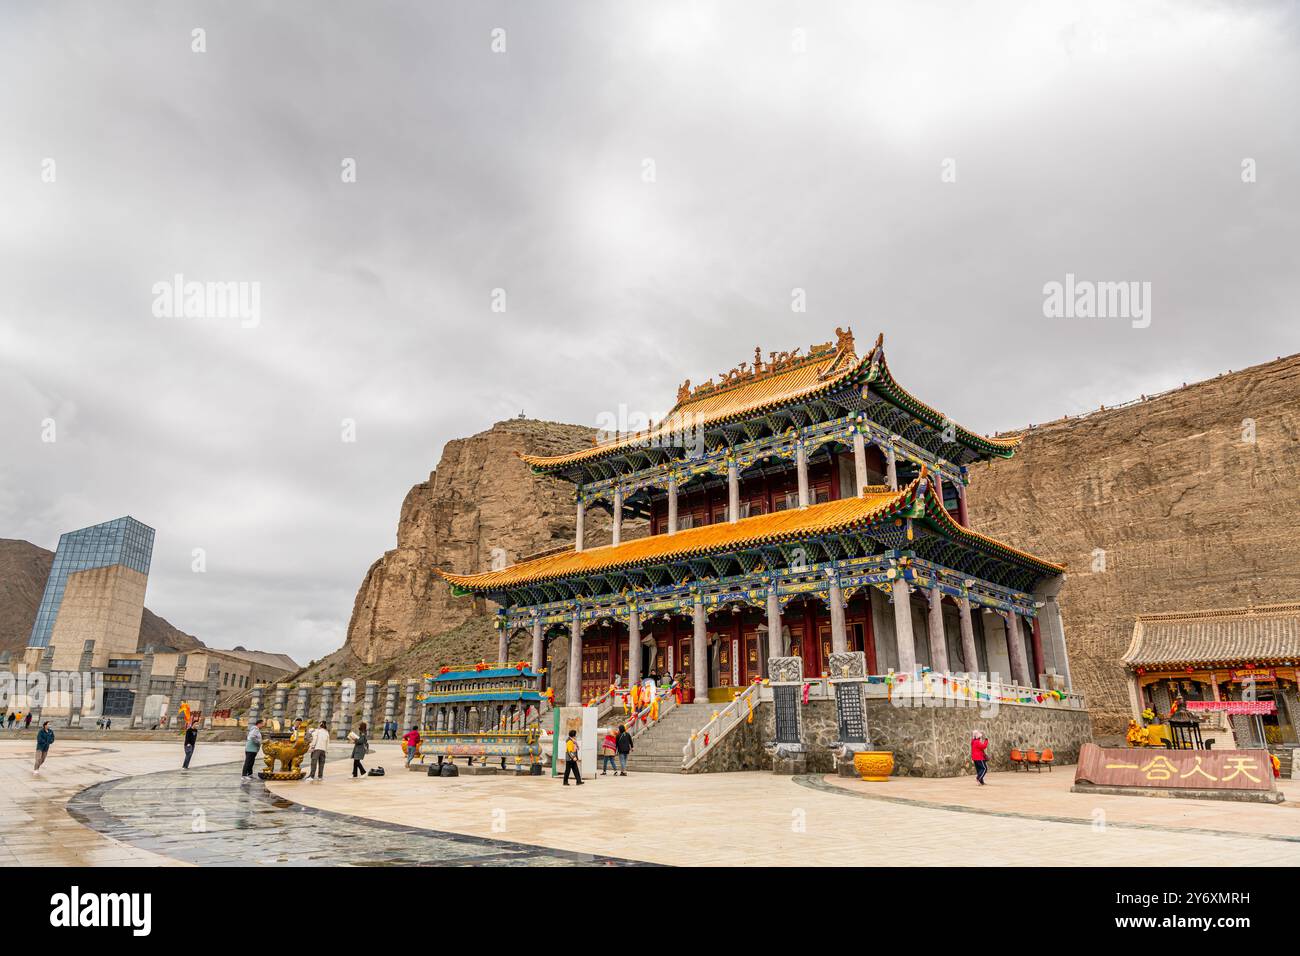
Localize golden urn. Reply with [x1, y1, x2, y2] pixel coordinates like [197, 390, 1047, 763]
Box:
[853, 750, 894, 782]
[259, 730, 311, 781]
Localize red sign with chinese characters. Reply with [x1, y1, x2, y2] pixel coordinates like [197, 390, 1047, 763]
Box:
[1230, 668, 1275, 682]
[1074, 743, 1277, 793]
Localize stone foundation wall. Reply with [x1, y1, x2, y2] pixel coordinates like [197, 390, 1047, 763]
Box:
[866, 699, 1093, 776]
[690, 698, 1093, 777]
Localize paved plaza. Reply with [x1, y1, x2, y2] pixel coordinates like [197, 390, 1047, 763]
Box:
[4, 738, 1300, 867]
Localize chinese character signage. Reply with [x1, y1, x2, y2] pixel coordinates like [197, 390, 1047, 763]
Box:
[1074, 743, 1277, 793]
[1229, 668, 1275, 682]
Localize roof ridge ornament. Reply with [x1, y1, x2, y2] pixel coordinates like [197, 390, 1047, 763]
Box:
[674, 328, 858, 406]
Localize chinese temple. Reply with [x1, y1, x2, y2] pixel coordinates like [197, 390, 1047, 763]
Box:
[1122, 602, 1300, 750]
[439, 330, 1073, 710]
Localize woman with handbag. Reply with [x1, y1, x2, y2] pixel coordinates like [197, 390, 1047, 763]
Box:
[348, 722, 370, 778]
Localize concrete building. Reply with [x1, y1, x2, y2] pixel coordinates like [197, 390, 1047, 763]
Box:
[7, 516, 298, 726]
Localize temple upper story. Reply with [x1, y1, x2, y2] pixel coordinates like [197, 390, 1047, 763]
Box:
[521, 329, 1020, 486]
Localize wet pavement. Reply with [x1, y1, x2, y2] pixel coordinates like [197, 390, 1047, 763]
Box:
[67, 762, 651, 866]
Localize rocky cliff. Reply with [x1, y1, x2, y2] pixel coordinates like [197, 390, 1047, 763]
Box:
[343, 419, 635, 678]
[972, 354, 1300, 733]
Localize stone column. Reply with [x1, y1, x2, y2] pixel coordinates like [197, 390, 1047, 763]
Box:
[1004, 611, 1032, 687]
[202, 664, 220, 724]
[272, 683, 288, 725]
[531, 617, 545, 688]
[402, 678, 418, 730]
[956, 481, 969, 526]
[828, 572, 847, 655]
[958, 596, 978, 674]
[131, 650, 156, 727]
[727, 459, 739, 522]
[296, 683, 312, 722]
[667, 478, 678, 535]
[383, 680, 398, 728]
[890, 578, 917, 673]
[767, 585, 784, 662]
[1030, 616, 1046, 686]
[69, 640, 96, 726]
[853, 429, 868, 496]
[612, 485, 623, 545]
[363, 680, 379, 731]
[692, 593, 708, 700]
[926, 585, 949, 672]
[497, 627, 508, 664]
[248, 681, 265, 723]
[335, 681, 355, 739]
[1033, 575, 1072, 690]
[886, 444, 898, 491]
[796, 442, 810, 508]
[575, 497, 585, 553]
[567, 607, 583, 705]
[318, 681, 336, 729]
[627, 605, 642, 689]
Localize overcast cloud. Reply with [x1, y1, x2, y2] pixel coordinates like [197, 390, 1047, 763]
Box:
[2, 0, 1297, 665]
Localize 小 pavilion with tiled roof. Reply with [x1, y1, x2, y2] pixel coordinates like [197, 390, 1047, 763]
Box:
[1123, 602, 1300, 749]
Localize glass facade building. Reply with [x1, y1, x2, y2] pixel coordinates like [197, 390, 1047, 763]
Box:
[27, 516, 155, 649]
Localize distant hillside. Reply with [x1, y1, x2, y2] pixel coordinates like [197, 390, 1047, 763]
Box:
[0, 538, 204, 657]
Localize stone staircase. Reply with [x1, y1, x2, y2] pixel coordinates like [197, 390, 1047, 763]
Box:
[624, 703, 717, 774]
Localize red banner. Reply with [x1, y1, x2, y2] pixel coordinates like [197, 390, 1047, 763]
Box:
[1075, 743, 1276, 792]
[1184, 700, 1275, 715]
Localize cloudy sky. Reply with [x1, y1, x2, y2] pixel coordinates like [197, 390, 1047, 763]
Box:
[2, 0, 1297, 665]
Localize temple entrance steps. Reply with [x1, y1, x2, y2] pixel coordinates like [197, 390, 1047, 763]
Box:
[623, 703, 718, 774]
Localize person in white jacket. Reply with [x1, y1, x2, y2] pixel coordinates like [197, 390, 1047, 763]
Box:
[306, 722, 331, 782]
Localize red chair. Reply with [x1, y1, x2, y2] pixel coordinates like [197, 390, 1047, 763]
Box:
[1025, 749, 1042, 772]
[1039, 748, 1055, 772]
[1009, 749, 1025, 771]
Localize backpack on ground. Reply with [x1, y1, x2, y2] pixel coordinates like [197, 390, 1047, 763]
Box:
[368, 767, 385, 776]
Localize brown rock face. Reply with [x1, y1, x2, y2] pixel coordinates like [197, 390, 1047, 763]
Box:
[971, 354, 1300, 733]
[344, 419, 629, 668]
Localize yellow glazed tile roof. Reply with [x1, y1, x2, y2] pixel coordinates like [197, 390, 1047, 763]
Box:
[521, 348, 862, 471]
[520, 331, 1022, 472]
[440, 487, 908, 592]
[439, 471, 1064, 593]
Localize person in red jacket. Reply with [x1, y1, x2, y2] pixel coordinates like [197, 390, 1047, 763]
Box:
[971, 732, 990, 785]
[403, 726, 422, 767]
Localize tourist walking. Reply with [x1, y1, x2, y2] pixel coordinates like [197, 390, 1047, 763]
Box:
[241, 718, 264, 780]
[971, 731, 990, 785]
[33, 721, 54, 774]
[562, 729, 583, 786]
[600, 729, 618, 775]
[24, 712, 33, 730]
[615, 724, 633, 776]
[348, 722, 370, 778]
[403, 725, 421, 767]
[307, 721, 329, 782]
[182, 722, 198, 769]
[9, 711, 19, 729]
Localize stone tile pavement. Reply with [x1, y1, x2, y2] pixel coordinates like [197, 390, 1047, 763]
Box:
[7, 738, 1300, 866]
